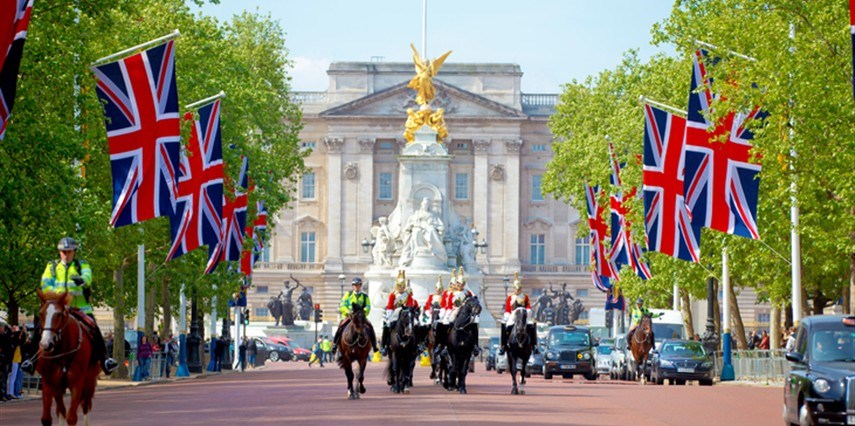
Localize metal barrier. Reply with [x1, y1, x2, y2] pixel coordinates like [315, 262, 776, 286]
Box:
[129, 353, 175, 382]
[712, 349, 789, 383]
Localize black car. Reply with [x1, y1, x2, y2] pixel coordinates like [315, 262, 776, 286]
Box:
[783, 315, 855, 426]
[252, 337, 294, 364]
[650, 339, 714, 386]
[485, 337, 500, 372]
[543, 325, 597, 380]
[526, 342, 545, 376]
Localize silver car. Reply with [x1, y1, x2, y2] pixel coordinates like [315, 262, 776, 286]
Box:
[609, 334, 632, 380]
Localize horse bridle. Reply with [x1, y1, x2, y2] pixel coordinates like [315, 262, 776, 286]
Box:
[454, 301, 478, 331]
[40, 301, 83, 360]
[344, 311, 369, 348]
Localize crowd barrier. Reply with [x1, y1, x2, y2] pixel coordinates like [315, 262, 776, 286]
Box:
[712, 349, 788, 383]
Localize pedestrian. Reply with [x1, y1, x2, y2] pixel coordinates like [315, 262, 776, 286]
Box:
[248, 338, 258, 368]
[105, 332, 114, 360]
[161, 335, 176, 379]
[22, 237, 118, 376]
[747, 331, 756, 350]
[137, 335, 153, 381]
[214, 336, 226, 372]
[321, 335, 332, 363]
[0, 323, 10, 401]
[785, 327, 797, 352]
[758, 330, 770, 350]
[308, 337, 324, 368]
[238, 338, 247, 372]
[4, 325, 24, 399]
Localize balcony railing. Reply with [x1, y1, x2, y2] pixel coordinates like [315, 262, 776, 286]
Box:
[255, 262, 324, 271]
[291, 91, 327, 104]
[522, 93, 559, 106]
[520, 264, 587, 274]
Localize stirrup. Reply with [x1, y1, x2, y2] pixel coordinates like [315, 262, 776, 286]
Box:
[103, 358, 118, 374]
[21, 360, 35, 375]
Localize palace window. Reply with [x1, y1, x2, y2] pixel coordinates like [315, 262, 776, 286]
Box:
[300, 141, 316, 150]
[454, 173, 469, 200]
[530, 234, 545, 265]
[254, 307, 268, 317]
[532, 175, 544, 201]
[531, 144, 547, 152]
[301, 171, 316, 200]
[576, 289, 588, 298]
[378, 172, 393, 200]
[300, 231, 316, 263]
[256, 286, 268, 294]
[575, 236, 590, 265]
[757, 311, 771, 324]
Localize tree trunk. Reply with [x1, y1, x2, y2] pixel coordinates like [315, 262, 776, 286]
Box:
[161, 275, 171, 337]
[7, 292, 19, 325]
[770, 304, 781, 350]
[843, 283, 851, 315]
[113, 266, 128, 379]
[785, 303, 793, 329]
[728, 281, 748, 350]
[849, 250, 854, 315]
[679, 288, 695, 338]
[812, 290, 829, 316]
[801, 287, 810, 319]
[145, 266, 156, 339]
[713, 279, 721, 337]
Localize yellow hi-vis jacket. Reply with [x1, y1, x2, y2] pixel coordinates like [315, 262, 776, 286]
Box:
[41, 259, 93, 315]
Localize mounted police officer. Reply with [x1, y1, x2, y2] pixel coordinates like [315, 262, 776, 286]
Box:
[331, 277, 379, 357]
[626, 297, 663, 349]
[499, 272, 538, 356]
[22, 237, 118, 376]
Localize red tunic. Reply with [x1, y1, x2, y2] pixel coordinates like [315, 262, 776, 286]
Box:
[424, 293, 441, 311]
[440, 289, 454, 310]
[504, 294, 531, 314]
[385, 292, 417, 310]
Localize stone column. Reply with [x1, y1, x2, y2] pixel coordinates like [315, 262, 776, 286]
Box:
[504, 139, 523, 269]
[473, 138, 491, 267]
[324, 137, 344, 271]
[357, 137, 376, 263]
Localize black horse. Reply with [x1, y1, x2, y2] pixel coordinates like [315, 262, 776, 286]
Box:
[384, 306, 420, 394]
[444, 296, 481, 394]
[426, 307, 447, 385]
[506, 306, 534, 395]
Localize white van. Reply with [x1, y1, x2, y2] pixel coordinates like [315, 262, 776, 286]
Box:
[649, 309, 685, 348]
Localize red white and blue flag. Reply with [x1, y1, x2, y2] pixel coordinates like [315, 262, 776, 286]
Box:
[91, 40, 181, 227]
[240, 199, 267, 276]
[206, 156, 248, 274]
[605, 287, 625, 311]
[607, 143, 653, 280]
[585, 183, 614, 292]
[167, 101, 224, 261]
[684, 49, 764, 240]
[0, 0, 33, 140]
[642, 104, 701, 263]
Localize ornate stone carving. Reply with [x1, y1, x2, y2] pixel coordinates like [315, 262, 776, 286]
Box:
[473, 138, 491, 153]
[324, 137, 344, 153]
[504, 139, 523, 154]
[357, 137, 376, 153]
[343, 162, 359, 180]
[489, 164, 505, 181]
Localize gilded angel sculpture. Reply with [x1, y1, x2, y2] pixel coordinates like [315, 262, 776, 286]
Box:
[407, 44, 452, 106]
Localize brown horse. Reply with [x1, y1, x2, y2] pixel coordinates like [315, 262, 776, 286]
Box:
[336, 303, 372, 399]
[36, 290, 101, 425]
[629, 314, 654, 385]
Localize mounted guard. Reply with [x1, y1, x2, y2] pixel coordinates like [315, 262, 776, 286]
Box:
[382, 270, 418, 356]
[499, 272, 538, 356]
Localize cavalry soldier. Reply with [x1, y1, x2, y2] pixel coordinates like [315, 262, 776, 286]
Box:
[441, 267, 476, 324]
[626, 297, 662, 349]
[331, 277, 379, 357]
[381, 270, 418, 355]
[22, 237, 118, 376]
[499, 272, 538, 356]
[423, 276, 444, 325]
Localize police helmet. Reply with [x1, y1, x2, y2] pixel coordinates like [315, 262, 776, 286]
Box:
[636, 297, 644, 305]
[57, 237, 79, 251]
[351, 277, 363, 286]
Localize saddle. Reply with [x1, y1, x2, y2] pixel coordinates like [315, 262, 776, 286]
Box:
[68, 309, 98, 341]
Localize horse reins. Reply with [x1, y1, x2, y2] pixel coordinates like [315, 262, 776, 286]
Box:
[40, 304, 84, 361]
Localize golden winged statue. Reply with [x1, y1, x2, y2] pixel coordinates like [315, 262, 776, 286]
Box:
[407, 44, 452, 106]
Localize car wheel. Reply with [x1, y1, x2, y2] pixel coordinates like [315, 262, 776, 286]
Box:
[497, 368, 504, 374]
[699, 379, 713, 386]
[544, 372, 553, 380]
[675, 379, 686, 386]
[584, 372, 597, 381]
[798, 397, 811, 426]
[268, 351, 280, 362]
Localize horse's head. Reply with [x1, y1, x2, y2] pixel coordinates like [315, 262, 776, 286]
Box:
[38, 289, 72, 352]
[397, 306, 417, 338]
[350, 303, 367, 331]
[640, 314, 653, 334]
[454, 297, 481, 328]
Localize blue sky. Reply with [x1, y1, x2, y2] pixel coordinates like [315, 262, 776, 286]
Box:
[198, 0, 676, 93]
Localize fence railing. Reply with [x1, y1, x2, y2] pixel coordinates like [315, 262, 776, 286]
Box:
[711, 349, 789, 383]
[127, 353, 176, 382]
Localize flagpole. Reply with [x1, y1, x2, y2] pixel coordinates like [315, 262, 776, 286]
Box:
[638, 96, 687, 116]
[422, 0, 427, 57]
[92, 30, 181, 66]
[720, 245, 735, 381]
[185, 91, 226, 111]
[693, 39, 756, 62]
[788, 23, 803, 325]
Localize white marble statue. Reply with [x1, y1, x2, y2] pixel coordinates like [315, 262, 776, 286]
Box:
[370, 217, 395, 268]
[399, 197, 446, 266]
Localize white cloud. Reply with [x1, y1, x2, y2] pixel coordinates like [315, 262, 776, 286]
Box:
[288, 57, 331, 92]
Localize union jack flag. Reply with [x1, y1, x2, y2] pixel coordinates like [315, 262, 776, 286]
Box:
[605, 287, 625, 311]
[642, 104, 701, 263]
[607, 143, 653, 280]
[585, 183, 614, 292]
[91, 40, 181, 227]
[0, 0, 33, 140]
[206, 156, 248, 274]
[684, 49, 764, 240]
[167, 101, 224, 261]
[239, 193, 267, 275]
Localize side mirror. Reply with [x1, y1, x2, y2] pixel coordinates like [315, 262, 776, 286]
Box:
[593, 341, 600, 347]
[652, 350, 659, 356]
[785, 351, 803, 363]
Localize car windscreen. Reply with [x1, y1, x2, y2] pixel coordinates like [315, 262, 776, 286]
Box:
[660, 342, 705, 358]
[810, 329, 855, 362]
[549, 330, 590, 347]
[652, 323, 684, 340]
[597, 346, 612, 355]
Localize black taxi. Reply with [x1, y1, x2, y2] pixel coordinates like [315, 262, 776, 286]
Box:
[783, 315, 855, 426]
[543, 325, 598, 380]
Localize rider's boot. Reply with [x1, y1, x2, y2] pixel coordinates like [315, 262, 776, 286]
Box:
[498, 324, 507, 356]
[20, 359, 35, 375]
[529, 325, 540, 354]
[90, 321, 117, 375]
[367, 324, 380, 355]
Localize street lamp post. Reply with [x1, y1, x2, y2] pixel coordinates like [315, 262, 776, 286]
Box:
[338, 274, 346, 298]
[503, 275, 510, 298]
[701, 273, 720, 355]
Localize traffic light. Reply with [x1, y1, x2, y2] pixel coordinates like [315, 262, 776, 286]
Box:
[314, 303, 322, 323]
[243, 309, 250, 326]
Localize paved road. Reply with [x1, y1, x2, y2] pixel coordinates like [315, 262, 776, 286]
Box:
[1, 360, 783, 425]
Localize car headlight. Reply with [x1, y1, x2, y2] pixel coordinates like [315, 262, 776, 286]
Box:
[659, 359, 674, 368]
[583, 352, 591, 360]
[701, 361, 712, 369]
[546, 352, 556, 360]
[813, 378, 831, 394]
